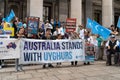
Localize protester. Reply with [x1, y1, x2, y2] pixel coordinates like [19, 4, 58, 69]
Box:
[44, 20, 53, 33]
[54, 18, 61, 28]
[15, 27, 26, 71]
[58, 25, 65, 38]
[42, 28, 54, 68]
[69, 32, 80, 66]
[38, 24, 44, 39]
[96, 35, 103, 60]
[1, 18, 8, 29]
[17, 27, 26, 38]
[0, 13, 2, 24]
[13, 20, 18, 38]
[56, 34, 63, 66]
[53, 25, 59, 39]
[75, 25, 81, 35]
[110, 25, 118, 35]
[106, 35, 119, 66]
[50, 19, 54, 34]
[84, 29, 90, 40]
[79, 25, 85, 39]
[23, 21, 27, 29]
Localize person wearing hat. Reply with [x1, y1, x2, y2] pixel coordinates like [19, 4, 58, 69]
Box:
[45, 20, 53, 33]
[105, 35, 119, 66]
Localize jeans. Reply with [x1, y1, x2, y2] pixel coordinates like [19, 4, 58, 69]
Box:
[15, 59, 23, 71]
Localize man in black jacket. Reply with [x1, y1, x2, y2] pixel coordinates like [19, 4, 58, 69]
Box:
[106, 35, 119, 66]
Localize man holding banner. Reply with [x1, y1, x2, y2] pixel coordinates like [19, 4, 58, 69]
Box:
[42, 28, 54, 68]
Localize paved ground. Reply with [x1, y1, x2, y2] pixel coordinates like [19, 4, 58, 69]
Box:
[0, 61, 120, 80]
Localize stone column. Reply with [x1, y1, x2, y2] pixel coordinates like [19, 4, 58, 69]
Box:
[59, 0, 68, 22]
[85, 0, 93, 23]
[27, 0, 43, 21]
[71, 0, 82, 25]
[102, 0, 114, 27]
[52, 2, 55, 19]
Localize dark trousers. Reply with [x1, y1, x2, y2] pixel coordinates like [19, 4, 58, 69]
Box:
[43, 63, 53, 67]
[71, 61, 77, 65]
[106, 51, 119, 65]
[0, 60, 1, 65]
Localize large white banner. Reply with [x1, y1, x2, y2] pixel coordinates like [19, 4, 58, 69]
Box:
[0, 39, 20, 59]
[20, 39, 85, 64]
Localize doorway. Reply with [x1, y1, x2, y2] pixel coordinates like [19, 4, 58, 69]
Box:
[43, 6, 51, 22]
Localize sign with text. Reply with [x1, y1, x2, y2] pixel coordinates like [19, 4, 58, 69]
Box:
[4, 27, 14, 36]
[27, 17, 39, 35]
[0, 39, 20, 59]
[20, 39, 85, 64]
[66, 18, 76, 32]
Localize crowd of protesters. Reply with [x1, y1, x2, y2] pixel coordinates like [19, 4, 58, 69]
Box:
[0, 14, 120, 71]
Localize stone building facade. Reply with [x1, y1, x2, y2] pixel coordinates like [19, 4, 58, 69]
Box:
[0, 0, 120, 27]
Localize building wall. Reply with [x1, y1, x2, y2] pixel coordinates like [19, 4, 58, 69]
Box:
[0, 0, 4, 17]
[1, 0, 120, 26]
[59, 0, 68, 22]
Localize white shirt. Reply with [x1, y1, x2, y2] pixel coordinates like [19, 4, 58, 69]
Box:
[106, 40, 119, 47]
[79, 29, 84, 39]
[45, 23, 53, 30]
[88, 36, 98, 46]
[58, 27, 64, 36]
[53, 31, 58, 36]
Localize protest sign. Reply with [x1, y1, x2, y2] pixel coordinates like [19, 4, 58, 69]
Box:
[0, 39, 20, 59]
[66, 18, 76, 32]
[27, 17, 39, 35]
[4, 27, 14, 36]
[20, 39, 85, 64]
[85, 43, 95, 62]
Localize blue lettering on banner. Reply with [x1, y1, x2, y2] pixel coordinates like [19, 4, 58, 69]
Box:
[44, 51, 72, 61]
[23, 41, 61, 50]
[24, 52, 42, 61]
[62, 42, 83, 50]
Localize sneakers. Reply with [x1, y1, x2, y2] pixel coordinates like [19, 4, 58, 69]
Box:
[48, 64, 54, 68]
[43, 65, 46, 69]
[16, 67, 23, 72]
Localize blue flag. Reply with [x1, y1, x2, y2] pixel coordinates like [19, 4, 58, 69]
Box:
[91, 20, 100, 34]
[91, 20, 111, 39]
[5, 9, 15, 22]
[9, 10, 15, 18]
[117, 17, 120, 28]
[97, 25, 111, 40]
[86, 18, 93, 29]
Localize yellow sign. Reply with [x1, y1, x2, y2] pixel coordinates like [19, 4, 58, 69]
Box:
[4, 27, 14, 36]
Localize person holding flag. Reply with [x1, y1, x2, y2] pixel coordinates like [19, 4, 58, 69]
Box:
[109, 25, 118, 35]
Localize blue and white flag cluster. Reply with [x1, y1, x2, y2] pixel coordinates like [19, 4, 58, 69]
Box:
[86, 18, 111, 40]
